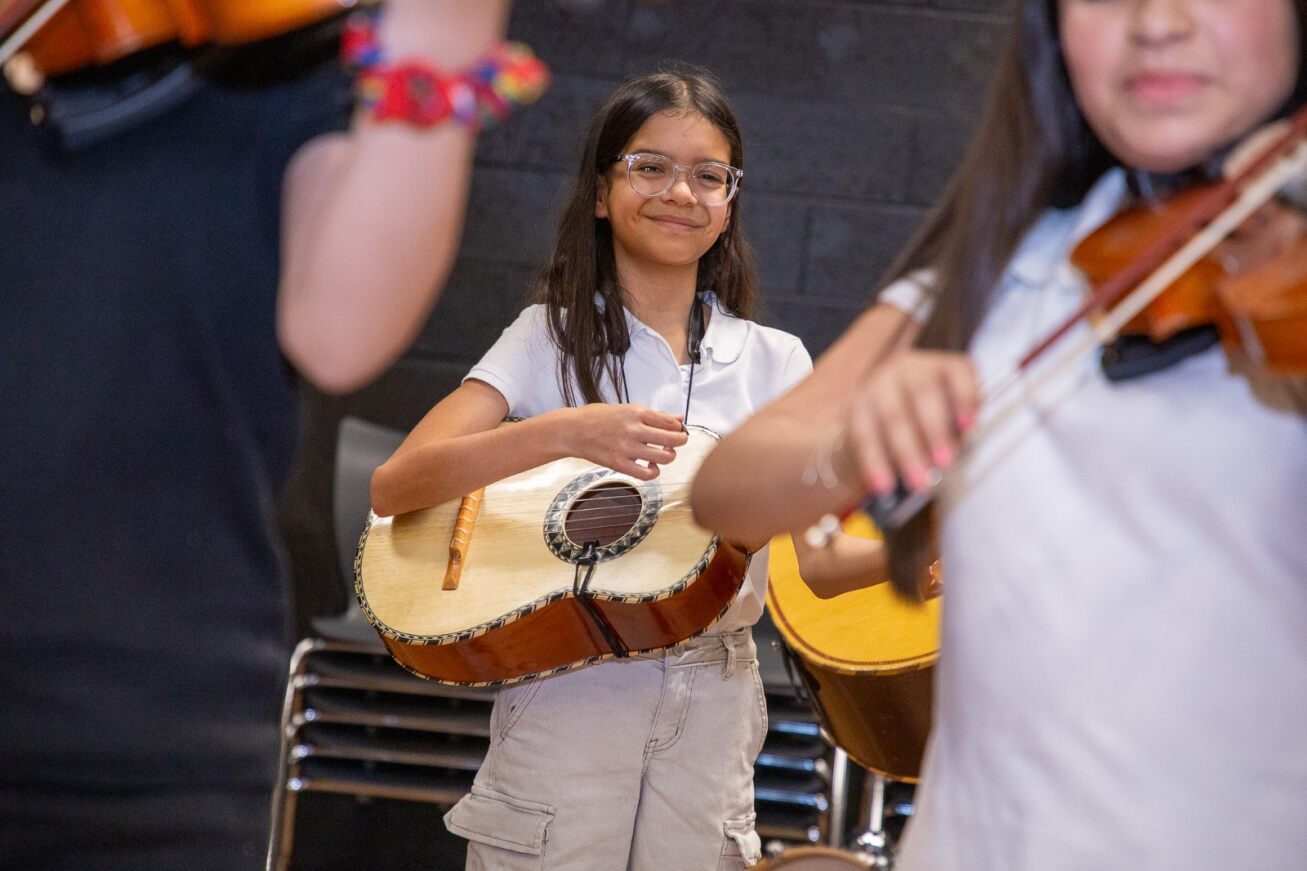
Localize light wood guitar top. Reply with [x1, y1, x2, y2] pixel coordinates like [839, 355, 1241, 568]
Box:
[767, 513, 940, 676]
[359, 427, 720, 643]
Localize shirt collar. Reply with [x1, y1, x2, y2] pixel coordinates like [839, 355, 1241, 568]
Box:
[698, 292, 748, 364]
[616, 290, 748, 364]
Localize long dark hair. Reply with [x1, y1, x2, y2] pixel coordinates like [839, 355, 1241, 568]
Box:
[883, 0, 1307, 351]
[536, 67, 758, 405]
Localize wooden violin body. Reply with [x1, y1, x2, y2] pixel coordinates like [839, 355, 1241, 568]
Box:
[2, 0, 351, 75]
[1217, 243, 1307, 371]
[1073, 186, 1230, 343]
[1071, 111, 1307, 375]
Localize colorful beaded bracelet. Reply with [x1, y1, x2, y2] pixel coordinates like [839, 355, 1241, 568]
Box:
[341, 14, 549, 130]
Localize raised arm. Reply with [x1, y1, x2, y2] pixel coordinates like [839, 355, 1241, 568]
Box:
[277, 0, 514, 394]
[691, 302, 919, 545]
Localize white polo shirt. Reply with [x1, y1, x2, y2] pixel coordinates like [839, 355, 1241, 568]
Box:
[885, 170, 1307, 871]
[465, 292, 812, 631]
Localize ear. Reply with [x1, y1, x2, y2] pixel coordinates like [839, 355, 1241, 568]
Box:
[594, 176, 610, 220]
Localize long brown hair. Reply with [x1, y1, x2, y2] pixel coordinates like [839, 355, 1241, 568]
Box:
[535, 67, 758, 405]
[882, 0, 1306, 351]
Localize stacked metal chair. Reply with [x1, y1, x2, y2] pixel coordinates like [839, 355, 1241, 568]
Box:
[266, 417, 496, 871]
[753, 613, 845, 849]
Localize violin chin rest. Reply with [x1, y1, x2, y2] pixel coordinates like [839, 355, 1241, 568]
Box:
[1100, 325, 1221, 382]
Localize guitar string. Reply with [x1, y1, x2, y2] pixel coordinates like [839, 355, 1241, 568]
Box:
[440, 499, 698, 535]
[450, 509, 693, 534]
[452, 478, 700, 509]
[452, 483, 697, 508]
[449, 491, 695, 512]
[456, 488, 695, 520]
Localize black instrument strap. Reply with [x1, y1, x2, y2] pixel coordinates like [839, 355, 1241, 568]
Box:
[617, 294, 704, 426]
[572, 541, 629, 658]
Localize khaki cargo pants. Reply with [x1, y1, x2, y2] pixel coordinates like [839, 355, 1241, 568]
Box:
[445, 628, 767, 870]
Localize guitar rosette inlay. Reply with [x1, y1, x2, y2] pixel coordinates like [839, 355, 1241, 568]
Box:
[543, 469, 662, 563]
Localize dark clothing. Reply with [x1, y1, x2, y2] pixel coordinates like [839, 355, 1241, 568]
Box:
[0, 37, 350, 868]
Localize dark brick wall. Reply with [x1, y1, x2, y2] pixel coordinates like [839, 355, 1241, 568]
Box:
[281, 0, 1010, 628]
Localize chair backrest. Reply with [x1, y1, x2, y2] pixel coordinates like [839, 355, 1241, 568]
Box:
[333, 416, 406, 586]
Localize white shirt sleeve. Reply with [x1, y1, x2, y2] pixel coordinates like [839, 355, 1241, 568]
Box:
[463, 305, 559, 416]
[876, 268, 936, 323]
[777, 338, 814, 394]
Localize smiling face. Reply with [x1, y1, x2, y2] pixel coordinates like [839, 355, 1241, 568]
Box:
[1059, 0, 1299, 173]
[595, 109, 734, 276]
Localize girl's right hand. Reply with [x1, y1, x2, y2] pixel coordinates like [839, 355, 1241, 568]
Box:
[842, 349, 978, 496]
[559, 404, 689, 479]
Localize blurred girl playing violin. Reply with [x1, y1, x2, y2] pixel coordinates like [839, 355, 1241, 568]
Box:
[1, 1, 528, 866]
[692, 1, 1307, 869]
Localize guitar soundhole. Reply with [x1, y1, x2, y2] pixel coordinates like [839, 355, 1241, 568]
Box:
[564, 481, 643, 548]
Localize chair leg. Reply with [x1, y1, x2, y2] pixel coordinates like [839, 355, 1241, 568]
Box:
[268, 786, 303, 871]
[266, 638, 322, 871]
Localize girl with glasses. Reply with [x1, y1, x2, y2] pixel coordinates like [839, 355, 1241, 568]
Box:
[371, 69, 832, 869]
[693, 0, 1307, 869]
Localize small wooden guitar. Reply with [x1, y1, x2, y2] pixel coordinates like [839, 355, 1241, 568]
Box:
[767, 514, 940, 781]
[355, 424, 747, 687]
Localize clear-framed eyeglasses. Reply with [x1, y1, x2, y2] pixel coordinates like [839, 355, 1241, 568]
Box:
[614, 152, 743, 206]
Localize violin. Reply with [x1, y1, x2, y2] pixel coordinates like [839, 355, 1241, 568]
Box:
[1072, 142, 1307, 375]
[866, 103, 1307, 599]
[1, 0, 355, 79]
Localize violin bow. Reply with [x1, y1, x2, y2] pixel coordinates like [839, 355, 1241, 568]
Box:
[0, 0, 71, 68]
[975, 109, 1307, 444]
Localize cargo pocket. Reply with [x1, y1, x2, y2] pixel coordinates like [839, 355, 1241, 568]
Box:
[719, 813, 762, 869]
[444, 785, 554, 869]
